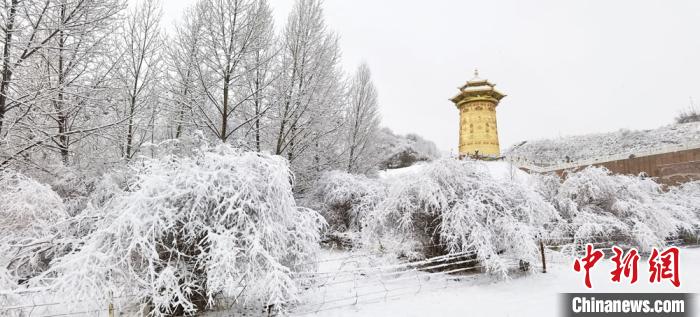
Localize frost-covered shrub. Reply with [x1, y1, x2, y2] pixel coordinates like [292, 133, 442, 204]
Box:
[676, 107, 700, 124]
[46, 165, 98, 216]
[85, 170, 127, 208]
[667, 181, 700, 242]
[531, 173, 562, 203]
[34, 145, 324, 316]
[305, 171, 386, 250]
[667, 181, 700, 216]
[0, 170, 67, 238]
[0, 170, 69, 280]
[59, 170, 130, 241]
[0, 266, 17, 308]
[553, 167, 700, 251]
[0, 266, 15, 290]
[307, 170, 386, 232]
[366, 158, 559, 278]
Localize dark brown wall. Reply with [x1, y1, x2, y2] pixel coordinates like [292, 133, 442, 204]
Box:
[552, 148, 700, 186]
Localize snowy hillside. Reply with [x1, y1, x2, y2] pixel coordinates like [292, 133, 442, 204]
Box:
[374, 128, 441, 170]
[505, 122, 700, 167]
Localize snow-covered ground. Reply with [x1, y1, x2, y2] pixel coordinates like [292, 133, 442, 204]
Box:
[481, 160, 532, 183]
[377, 162, 427, 180]
[290, 247, 700, 317]
[378, 160, 530, 183]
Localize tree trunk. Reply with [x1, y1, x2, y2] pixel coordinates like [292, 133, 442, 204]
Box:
[254, 66, 261, 152]
[57, 4, 69, 164]
[221, 73, 230, 142]
[125, 94, 136, 160]
[254, 100, 261, 152]
[0, 0, 19, 136]
[174, 71, 192, 139]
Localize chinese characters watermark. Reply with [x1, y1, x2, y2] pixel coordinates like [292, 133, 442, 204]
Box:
[573, 244, 680, 288]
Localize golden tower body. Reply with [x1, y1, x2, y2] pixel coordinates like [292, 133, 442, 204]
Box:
[450, 72, 506, 157]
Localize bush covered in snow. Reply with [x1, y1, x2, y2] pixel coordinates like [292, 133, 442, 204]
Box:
[30, 145, 325, 315]
[365, 158, 559, 277]
[375, 128, 441, 170]
[667, 180, 700, 215]
[547, 167, 700, 251]
[306, 171, 386, 232]
[43, 165, 103, 216]
[0, 170, 68, 239]
[0, 170, 69, 280]
[676, 107, 700, 124]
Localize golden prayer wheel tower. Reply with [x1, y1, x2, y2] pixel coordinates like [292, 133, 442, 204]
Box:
[449, 70, 506, 157]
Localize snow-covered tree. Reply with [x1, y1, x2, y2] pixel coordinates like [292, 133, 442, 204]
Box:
[0, 0, 125, 169]
[344, 63, 381, 174]
[240, 0, 277, 152]
[271, 0, 346, 186]
[0, 0, 124, 137]
[166, 2, 205, 140]
[117, 0, 165, 160]
[193, 0, 271, 143]
[32, 145, 325, 315]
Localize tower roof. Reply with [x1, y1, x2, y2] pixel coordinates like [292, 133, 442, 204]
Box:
[450, 70, 506, 106]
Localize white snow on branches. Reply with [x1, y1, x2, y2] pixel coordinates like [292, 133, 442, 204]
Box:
[2, 145, 699, 316]
[366, 158, 560, 278]
[549, 167, 700, 251]
[31, 145, 325, 315]
[667, 180, 700, 217]
[0, 170, 69, 280]
[375, 128, 441, 170]
[306, 170, 386, 232]
[0, 170, 67, 239]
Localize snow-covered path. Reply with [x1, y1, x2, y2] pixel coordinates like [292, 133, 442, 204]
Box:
[293, 247, 700, 317]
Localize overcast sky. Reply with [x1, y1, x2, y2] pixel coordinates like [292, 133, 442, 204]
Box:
[159, 0, 700, 154]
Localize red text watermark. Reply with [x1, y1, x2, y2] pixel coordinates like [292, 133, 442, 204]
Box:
[573, 244, 680, 288]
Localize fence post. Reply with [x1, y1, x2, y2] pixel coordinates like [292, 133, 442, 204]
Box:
[539, 239, 547, 273]
[107, 290, 115, 317]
